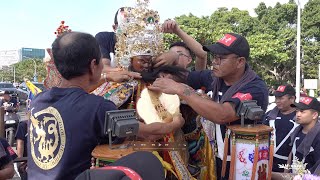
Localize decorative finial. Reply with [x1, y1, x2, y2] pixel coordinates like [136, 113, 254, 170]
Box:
[54, 21, 72, 36]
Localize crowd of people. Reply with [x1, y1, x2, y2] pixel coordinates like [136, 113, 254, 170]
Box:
[1, 2, 320, 180]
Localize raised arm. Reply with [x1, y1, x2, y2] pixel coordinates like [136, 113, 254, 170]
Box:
[162, 20, 207, 70]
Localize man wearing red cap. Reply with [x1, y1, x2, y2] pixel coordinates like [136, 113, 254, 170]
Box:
[149, 33, 268, 179]
[288, 96, 320, 175]
[265, 85, 298, 172]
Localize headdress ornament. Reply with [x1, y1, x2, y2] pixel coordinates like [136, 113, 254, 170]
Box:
[115, 0, 165, 69]
[54, 21, 72, 37]
[44, 21, 72, 89]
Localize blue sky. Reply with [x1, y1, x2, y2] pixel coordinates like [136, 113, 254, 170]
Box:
[0, 0, 307, 52]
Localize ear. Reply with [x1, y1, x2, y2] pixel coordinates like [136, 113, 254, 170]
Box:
[289, 96, 295, 102]
[237, 57, 246, 68]
[187, 57, 192, 64]
[89, 59, 98, 74]
[312, 111, 319, 120]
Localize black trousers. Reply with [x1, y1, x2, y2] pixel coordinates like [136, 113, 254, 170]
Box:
[216, 158, 230, 180]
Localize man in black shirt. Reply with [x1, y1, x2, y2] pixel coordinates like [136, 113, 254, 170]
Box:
[289, 96, 320, 175]
[149, 33, 269, 179]
[28, 31, 183, 180]
[0, 91, 19, 112]
[265, 85, 298, 172]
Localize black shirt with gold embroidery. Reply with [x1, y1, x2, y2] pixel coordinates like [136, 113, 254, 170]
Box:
[28, 87, 117, 180]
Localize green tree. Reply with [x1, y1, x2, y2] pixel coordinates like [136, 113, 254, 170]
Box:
[302, 0, 320, 41]
[13, 59, 46, 83]
[301, 0, 320, 79]
[0, 67, 13, 82]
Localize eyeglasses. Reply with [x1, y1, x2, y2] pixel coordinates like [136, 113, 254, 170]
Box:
[209, 53, 239, 65]
[177, 52, 190, 58]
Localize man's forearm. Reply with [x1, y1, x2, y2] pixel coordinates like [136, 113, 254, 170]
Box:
[17, 140, 24, 158]
[0, 163, 15, 179]
[175, 29, 207, 70]
[177, 84, 238, 124]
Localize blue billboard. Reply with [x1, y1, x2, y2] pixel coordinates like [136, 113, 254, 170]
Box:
[21, 48, 45, 60]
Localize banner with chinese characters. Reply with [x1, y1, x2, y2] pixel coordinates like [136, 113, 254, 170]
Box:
[234, 140, 269, 180]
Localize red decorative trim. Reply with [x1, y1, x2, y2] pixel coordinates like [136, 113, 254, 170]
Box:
[7, 146, 15, 156]
[232, 92, 253, 101]
[98, 166, 142, 180]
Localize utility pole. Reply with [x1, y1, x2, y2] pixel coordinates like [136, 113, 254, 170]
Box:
[295, 0, 301, 102]
[13, 66, 15, 83]
[318, 64, 320, 89]
[32, 59, 37, 82]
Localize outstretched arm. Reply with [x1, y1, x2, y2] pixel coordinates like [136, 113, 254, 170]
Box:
[162, 20, 207, 70]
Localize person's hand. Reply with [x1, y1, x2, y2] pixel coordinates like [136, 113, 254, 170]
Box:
[106, 70, 141, 83]
[18, 162, 27, 174]
[148, 78, 182, 95]
[171, 113, 185, 130]
[153, 51, 179, 68]
[162, 19, 180, 34]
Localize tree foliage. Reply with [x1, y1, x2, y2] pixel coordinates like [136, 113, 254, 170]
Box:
[0, 59, 47, 83]
[164, 0, 320, 86]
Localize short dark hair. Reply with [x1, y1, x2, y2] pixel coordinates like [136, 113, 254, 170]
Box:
[169, 41, 192, 56]
[141, 65, 188, 83]
[52, 32, 101, 80]
[114, 7, 125, 25]
[309, 109, 319, 117]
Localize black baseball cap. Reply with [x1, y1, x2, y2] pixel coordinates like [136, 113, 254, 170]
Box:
[274, 85, 296, 97]
[203, 33, 250, 59]
[291, 96, 320, 112]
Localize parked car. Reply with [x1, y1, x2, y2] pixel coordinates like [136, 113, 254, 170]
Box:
[16, 82, 46, 104]
[0, 82, 17, 95]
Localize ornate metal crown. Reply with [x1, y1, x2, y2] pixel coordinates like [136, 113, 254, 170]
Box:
[114, 0, 165, 69]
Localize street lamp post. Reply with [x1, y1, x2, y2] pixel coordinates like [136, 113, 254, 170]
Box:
[295, 0, 301, 102]
[32, 59, 37, 82]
